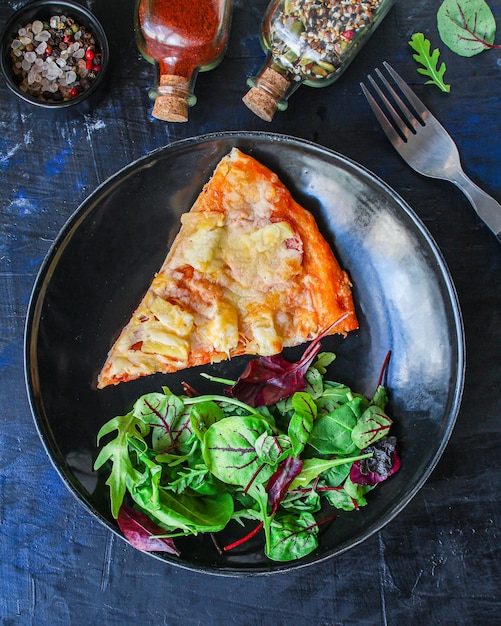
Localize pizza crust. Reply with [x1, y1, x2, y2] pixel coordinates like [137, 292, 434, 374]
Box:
[97, 148, 358, 388]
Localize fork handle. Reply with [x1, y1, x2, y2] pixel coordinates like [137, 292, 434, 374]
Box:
[452, 170, 501, 242]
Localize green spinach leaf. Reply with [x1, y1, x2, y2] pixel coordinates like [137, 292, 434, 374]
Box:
[308, 399, 363, 455]
[288, 392, 316, 456]
[189, 400, 224, 441]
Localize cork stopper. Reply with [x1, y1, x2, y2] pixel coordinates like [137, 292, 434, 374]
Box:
[243, 67, 292, 122]
[152, 75, 189, 122]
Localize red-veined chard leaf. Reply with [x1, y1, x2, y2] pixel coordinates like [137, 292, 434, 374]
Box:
[203, 415, 276, 487]
[321, 478, 372, 511]
[351, 405, 392, 449]
[225, 315, 348, 407]
[267, 513, 319, 561]
[437, 0, 501, 57]
[255, 432, 292, 465]
[303, 367, 324, 399]
[117, 504, 180, 554]
[308, 398, 363, 455]
[133, 391, 192, 453]
[372, 385, 389, 411]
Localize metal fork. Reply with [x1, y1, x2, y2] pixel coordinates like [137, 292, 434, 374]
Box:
[361, 62, 501, 241]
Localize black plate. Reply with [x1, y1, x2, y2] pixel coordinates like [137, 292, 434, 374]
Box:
[25, 132, 465, 576]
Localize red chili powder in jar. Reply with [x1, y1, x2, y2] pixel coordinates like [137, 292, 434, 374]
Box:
[137, 0, 226, 77]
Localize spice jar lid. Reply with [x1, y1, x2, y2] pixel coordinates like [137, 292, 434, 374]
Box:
[242, 67, 292, 122]
[152, 74, 189, 122]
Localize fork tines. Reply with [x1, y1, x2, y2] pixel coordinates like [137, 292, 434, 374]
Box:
[361, 61, 432, 144]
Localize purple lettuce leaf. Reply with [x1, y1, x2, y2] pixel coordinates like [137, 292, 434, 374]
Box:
[226, 315, 348, 407]
[117, 504, 180, 555]
[266, 456, 303, 513]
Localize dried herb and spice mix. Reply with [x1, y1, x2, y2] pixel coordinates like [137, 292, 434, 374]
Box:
[9, 14, 102, 102]
[243, 0, 394, 121]
[270, 0, 387, 82]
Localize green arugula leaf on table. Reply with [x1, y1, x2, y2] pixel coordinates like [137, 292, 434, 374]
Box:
[409, 32, 451, 92]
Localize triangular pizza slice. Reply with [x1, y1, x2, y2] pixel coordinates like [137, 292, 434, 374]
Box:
[97, 148, 358, 388]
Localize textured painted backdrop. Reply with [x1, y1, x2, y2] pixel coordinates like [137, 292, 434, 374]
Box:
[0, 0, 500, 624]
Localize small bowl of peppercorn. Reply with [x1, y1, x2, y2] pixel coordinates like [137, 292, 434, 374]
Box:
[0, 0, 109, 113]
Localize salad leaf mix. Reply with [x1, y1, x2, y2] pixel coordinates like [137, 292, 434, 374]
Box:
[94, 347, 400, 563]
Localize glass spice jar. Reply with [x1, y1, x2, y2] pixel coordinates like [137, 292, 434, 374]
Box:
[135, 0, 233, 122]
[243, 0, 395, 121]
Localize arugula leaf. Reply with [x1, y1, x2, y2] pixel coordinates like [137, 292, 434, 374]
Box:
[437, 0, 500, 57]
[245, 482, 273, 553]
[409, 33, 451, 92]
[167, 463, 221, 495]
[311, 352, 336, 375]
[94, 411, 149, 518]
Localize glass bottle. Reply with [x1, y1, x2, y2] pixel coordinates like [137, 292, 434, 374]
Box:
[243, 0, 395, 121]
[135, 0, 233, 122]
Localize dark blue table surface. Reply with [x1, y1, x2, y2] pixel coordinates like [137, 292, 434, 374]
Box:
[1, 0, 500, 624]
